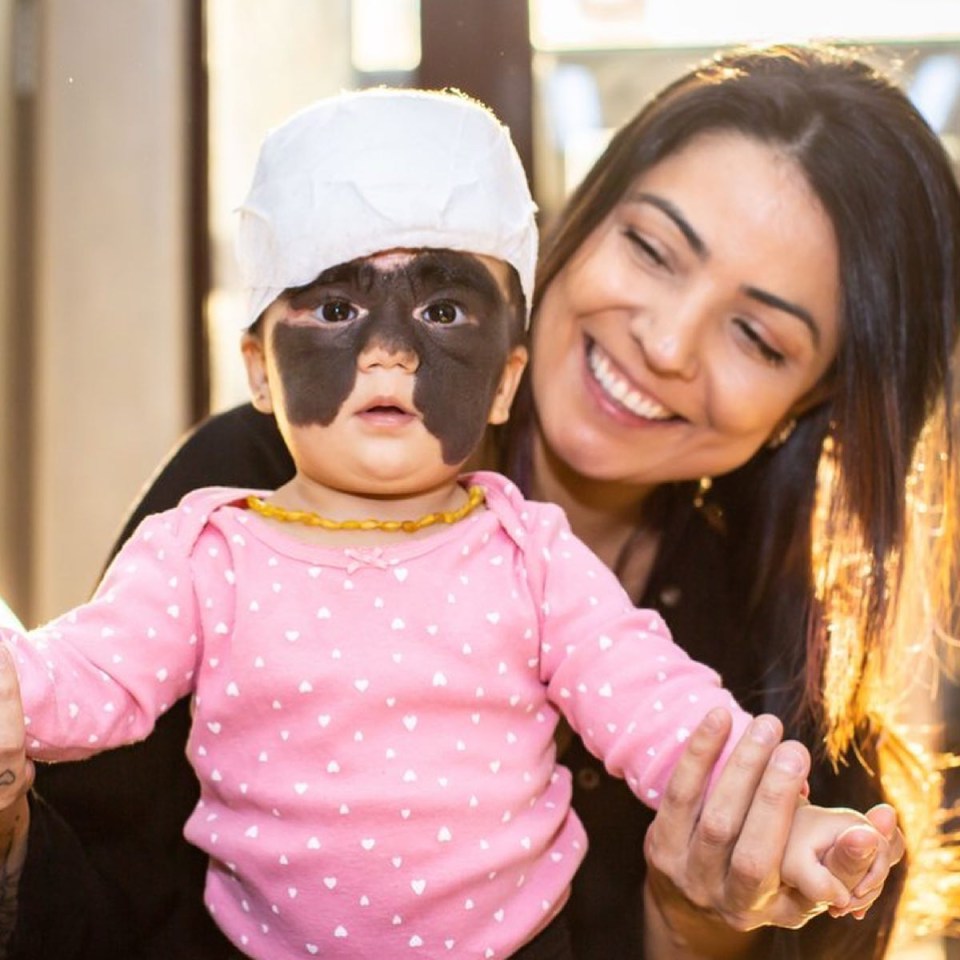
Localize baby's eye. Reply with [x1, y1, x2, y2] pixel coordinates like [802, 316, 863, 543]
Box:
[315, 299, 358, 323]
[420, 301, 465, 325]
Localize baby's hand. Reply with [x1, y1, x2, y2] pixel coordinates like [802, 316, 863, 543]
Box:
[781, 801, 902, 917]
[823, 804, 904, 919]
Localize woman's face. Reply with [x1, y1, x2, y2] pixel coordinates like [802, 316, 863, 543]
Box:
[532, 131, 841, 487]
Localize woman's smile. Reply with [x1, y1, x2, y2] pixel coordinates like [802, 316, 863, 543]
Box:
[585, 338, 676, 422]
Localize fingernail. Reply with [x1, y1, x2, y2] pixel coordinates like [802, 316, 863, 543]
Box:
[749, 717, 778, 745]
[846, 827, 879, 860]
[702, 708, 726, 733]
[772, 743, 806, 775]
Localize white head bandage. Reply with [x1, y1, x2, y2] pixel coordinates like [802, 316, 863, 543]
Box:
[236, 88, 538, 328]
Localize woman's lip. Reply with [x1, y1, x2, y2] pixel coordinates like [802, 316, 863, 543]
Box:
[584, 338, 677, 422]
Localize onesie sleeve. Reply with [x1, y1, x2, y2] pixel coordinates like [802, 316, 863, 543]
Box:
[1, 506, 207, 761]
[529, 505, 753, 807]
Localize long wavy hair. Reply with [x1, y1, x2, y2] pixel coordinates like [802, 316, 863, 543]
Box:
[503, 43, 960, 950]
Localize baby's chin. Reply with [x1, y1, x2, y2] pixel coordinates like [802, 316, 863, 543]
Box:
[333, 465, 467, 504]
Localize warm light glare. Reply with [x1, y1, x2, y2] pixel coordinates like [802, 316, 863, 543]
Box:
[812, 401, 960, 946]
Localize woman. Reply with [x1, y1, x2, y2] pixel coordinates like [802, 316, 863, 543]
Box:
[2, 42, 956, 959]
[501, 41, 960, 957]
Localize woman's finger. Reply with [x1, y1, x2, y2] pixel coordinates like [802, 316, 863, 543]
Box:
[684, 716, 790, 906]
[719, 739, 811, 914]
[648, 708, 734, 854]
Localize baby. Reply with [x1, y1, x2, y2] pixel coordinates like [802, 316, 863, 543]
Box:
[4, 89, 888, 959]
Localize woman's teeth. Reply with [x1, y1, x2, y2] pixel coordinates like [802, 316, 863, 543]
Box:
[588, 345, 673, 420]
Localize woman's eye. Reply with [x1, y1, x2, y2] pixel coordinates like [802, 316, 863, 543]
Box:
[420, 301, 465, 325]
[316, 299, 357, 323]
[624, 229, 667, 267]
[735, 319, 786, 367]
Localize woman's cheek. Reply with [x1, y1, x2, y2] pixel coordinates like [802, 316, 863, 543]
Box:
[706, 358, 799, 439]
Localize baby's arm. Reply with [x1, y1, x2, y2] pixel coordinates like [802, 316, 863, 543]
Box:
[526, 500, 903, 915]
[2, 507, 204, 761]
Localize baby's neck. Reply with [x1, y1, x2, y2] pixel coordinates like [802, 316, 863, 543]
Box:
[251, 475, 479, 548]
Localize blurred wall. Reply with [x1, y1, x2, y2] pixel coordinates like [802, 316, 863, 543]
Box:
[0, 1, 22, 618]
[16, 0, 190, 623]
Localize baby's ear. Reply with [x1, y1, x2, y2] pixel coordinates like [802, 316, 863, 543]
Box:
[487, 345, 528, 425]
[241, 332, 274, 414]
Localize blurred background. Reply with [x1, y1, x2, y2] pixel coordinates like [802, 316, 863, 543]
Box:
[0, 1, 956, 955]
[1, 0, 957, 625]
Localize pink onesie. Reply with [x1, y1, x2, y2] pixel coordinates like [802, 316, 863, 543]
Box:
[6, 471, 750, 959]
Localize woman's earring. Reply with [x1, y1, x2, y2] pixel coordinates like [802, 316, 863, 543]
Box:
[693, 475, 725, 531]
[692, 476, 712, 510]
[767, 417, 797, 449]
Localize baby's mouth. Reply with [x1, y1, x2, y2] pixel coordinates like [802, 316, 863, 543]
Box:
[357, 396, 418, 422]
[365, 403, 407, 414]
[586, 340, 676, 421]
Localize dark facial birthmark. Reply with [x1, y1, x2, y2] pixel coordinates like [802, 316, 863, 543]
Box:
[273, 251, 516, 464]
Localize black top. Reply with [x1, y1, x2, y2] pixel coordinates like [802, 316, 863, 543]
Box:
[10, 404, 901, 960]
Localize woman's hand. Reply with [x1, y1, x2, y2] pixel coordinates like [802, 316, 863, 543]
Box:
[642, 709, 903, 958]
[0, 648, 33, 950]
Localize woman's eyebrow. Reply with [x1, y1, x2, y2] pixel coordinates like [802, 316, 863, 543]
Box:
[632, 191, 822, 349]
[743, 286, 821, 348]
[634, 192, 707, 258]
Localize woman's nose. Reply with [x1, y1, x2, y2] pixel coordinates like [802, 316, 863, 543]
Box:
[357, 337, 420, 372]
[629, 302, 701, 380]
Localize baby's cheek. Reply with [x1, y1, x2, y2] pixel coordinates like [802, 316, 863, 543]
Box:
[414, 328, 508, 464]
[271, 324, 358, 427]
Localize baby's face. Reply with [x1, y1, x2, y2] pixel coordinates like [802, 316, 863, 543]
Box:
[245, 249, 526, 496]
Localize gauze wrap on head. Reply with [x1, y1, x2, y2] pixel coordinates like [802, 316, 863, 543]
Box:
[236, 87, 538, 329]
